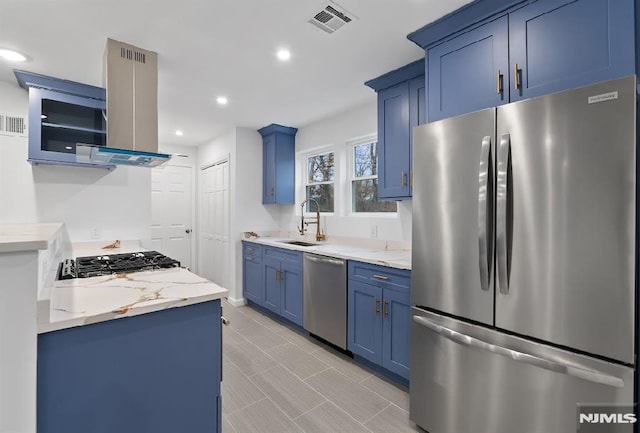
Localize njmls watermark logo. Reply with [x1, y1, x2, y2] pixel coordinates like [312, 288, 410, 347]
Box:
[577, 404, 637, 432]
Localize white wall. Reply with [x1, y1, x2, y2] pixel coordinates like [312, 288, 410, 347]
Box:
[280, 99, 413, 242]
[197, 127, 282, 303]
[0, 81, 151, 244]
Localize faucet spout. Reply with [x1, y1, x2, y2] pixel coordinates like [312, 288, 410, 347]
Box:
[299, 198, 326, 241]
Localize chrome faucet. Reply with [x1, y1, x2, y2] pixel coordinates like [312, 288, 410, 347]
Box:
[299, 198, 326, 242]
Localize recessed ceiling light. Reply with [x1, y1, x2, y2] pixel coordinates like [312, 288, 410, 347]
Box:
[0, 48, 27, 62]
[276, 49, 291, 61]
[216, 96, 228, 105]
[175, 130, 184, 137]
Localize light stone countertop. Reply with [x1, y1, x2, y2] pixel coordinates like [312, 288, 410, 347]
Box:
[0, 222, 64, 253]
[39, 267, 228, 334]
[243, 237, 411, 270]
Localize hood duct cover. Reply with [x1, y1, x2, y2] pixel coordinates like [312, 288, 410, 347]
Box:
[80, 38, 169, 167]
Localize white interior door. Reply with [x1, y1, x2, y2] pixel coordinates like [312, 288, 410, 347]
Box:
[201, 160, 230, 287]
[151, 164, 193, 268]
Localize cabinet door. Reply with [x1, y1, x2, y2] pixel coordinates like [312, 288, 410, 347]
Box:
[377, 82, 411, 199]
[243, 255, 263, 305]
[382, 289, 410, 379]
[509, 0, 634, 102]
[273, 134, 296, 205]
[280, 263, 303, 326]
[427, 15, 509, 121]
[263, 258, 281, 314]
[29, 87, 107, 165]
[348, 281, 383, 364]
[262, 134, 276, 204]
[408, 75, 426, 197]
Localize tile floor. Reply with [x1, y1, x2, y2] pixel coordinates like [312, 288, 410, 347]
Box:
[221, 300, 424, 433]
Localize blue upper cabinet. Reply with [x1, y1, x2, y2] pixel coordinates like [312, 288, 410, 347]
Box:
[365, 59, 425, 200]
[508, 0, 635, 101]
[14, 70, 113, 169]
[258, 124, 297, 205]
[377, 83, 410, 199]
[427, 16, 509, 121]
[411, 0, 635, 122]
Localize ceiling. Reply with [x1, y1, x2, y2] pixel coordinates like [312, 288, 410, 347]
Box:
[0, 0, 471, 147]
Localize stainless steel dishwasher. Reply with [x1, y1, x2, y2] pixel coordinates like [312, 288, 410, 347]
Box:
[303, 253, 347, 349]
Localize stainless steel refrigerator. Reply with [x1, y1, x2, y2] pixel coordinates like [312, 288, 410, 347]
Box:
[410, 76, 636, 433]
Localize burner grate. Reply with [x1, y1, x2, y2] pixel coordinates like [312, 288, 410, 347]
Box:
[68, 251, 181, 279]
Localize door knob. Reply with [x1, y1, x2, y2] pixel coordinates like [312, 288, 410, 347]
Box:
[185, 229, 192, 234]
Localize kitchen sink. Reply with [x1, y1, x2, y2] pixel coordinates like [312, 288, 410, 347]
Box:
[280, 240, 317, 247]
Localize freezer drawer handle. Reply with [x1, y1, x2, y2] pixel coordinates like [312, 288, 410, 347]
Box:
[497, 134, 511, 295]
[412, 315, 624, 389]
[478, 135, 493, 292]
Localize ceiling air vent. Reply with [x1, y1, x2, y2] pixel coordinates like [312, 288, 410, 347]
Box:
[0, 114, 26, 136]
[309, 1, 355, 34]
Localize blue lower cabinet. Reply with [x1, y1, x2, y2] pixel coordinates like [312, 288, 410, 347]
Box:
[263, 257, 282, 314]
[347, 261, 410, 381]
[348, 280, 383, 364]
[242, 243, 263, 305]
[281, 261, 303, 326]
[245, 244, 303, 326]
[37, 300, 222, 433]
[381, 288, 410, 378]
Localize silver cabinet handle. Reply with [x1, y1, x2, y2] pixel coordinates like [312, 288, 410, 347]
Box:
[372, 274, 389, 281]
[496, 133, 510, 295]
[478, 135, 492, 292]
[413, 315, 624, 388]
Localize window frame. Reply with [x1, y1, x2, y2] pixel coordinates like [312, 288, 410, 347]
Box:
[303, 147, 336, 215]
[347, 134, 397, 217]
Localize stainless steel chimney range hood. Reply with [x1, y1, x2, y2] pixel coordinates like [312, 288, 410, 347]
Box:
[79, 38, 170, 168]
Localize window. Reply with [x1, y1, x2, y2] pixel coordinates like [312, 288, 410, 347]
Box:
[351, 141, 396, 213]
[305, 151, 335, 212]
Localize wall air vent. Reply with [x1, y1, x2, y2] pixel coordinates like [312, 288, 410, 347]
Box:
[0, 114, 26, 136]
[309, 1, 356, 34]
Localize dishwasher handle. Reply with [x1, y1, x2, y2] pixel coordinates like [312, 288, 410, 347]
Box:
[304, 254, 345, 267]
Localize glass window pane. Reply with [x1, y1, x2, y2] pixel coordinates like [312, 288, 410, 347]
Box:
[306, 184, 334, 213]
[307, 152, 335, 183]
[353, 142, 377, 178]
[352, 179, 396, 213]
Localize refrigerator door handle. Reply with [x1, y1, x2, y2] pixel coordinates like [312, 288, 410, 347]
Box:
[413, 315, 625, 388]
[478, 136, 492, 292]
[497, 133, 510, 295]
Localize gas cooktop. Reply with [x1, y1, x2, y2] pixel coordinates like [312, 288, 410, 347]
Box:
[57, 251, 181, 280]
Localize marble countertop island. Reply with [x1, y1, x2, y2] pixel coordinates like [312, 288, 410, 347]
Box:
[40, 267, 228, 333]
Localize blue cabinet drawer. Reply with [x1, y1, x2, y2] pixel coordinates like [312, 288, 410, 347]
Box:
[348, 261, 410, 293]
[264, 246, 303, 266]
[242, 242, 262, 258]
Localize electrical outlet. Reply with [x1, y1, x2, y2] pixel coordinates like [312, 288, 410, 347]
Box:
[90, 228, 101, 240]
[370, 225, 378, 239]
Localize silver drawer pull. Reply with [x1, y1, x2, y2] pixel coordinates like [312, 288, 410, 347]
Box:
[373, 274, 389, 280]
